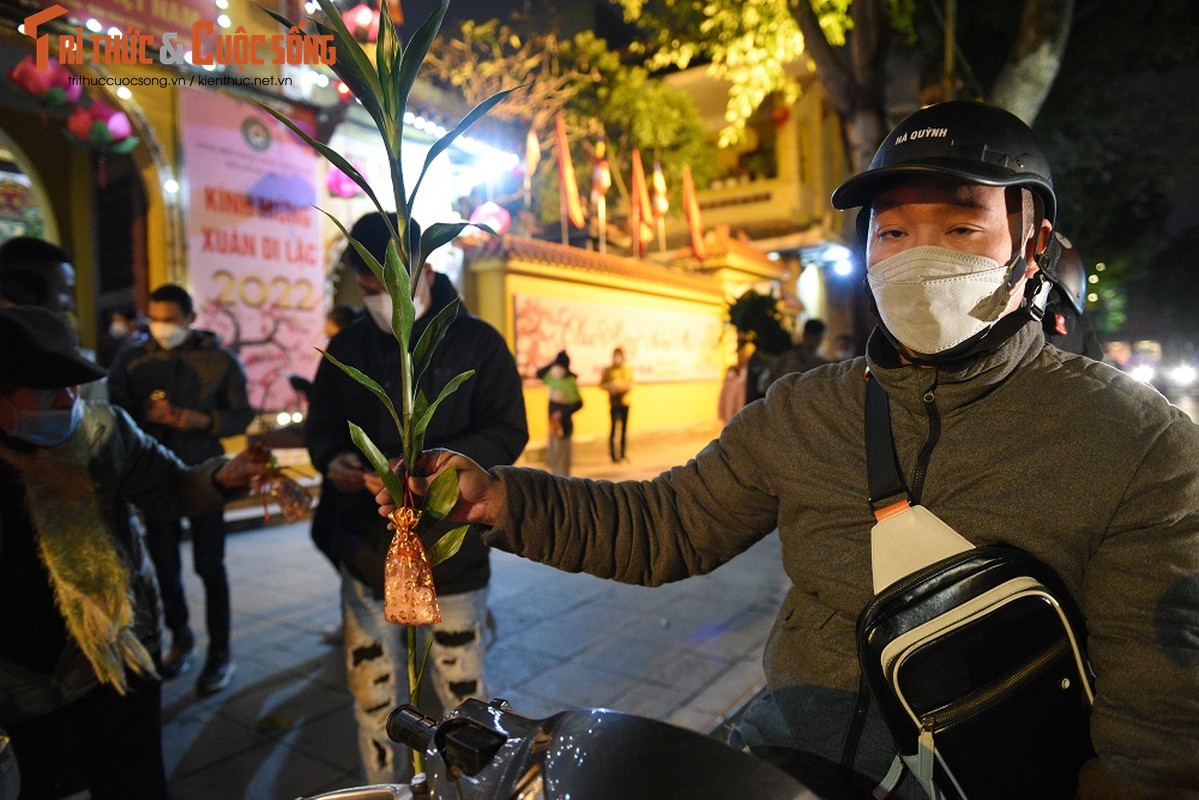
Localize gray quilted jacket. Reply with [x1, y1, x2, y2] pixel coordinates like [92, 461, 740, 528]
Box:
[486, 322, 1199, 798]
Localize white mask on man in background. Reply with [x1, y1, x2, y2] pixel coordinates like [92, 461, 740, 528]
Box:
[363, 293, 393, 333]
[149, 321, 188, 350]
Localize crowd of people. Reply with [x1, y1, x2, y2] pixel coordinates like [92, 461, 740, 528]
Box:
[1, 98, 1196, 800]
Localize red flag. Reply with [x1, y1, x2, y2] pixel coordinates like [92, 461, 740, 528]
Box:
[555, 114, 586, 229]
[683, 164, 706, 259]
[652, 158, 669, 221]
[629, 149, 653, 257]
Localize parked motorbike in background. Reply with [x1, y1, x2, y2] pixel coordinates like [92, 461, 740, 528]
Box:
[296, 697, 816, 800]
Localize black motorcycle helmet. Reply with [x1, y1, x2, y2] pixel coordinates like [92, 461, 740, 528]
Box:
[832, 100, 1056, 225]
[1044, 231, 1087, 314]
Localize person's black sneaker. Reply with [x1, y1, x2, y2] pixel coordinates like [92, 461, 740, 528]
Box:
[195, 653, 235, 696]
[159, 644, 195, 680]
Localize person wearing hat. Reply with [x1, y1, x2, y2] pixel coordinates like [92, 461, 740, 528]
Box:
[377, 101, 1198, 797]
[0, 236, 107, 403]
[535, 349, 583, 475]
[305, 211, 528, 786]
[0, 306, 269, 800]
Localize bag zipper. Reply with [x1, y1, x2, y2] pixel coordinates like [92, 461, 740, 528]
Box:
[913, 638, 1071, 732]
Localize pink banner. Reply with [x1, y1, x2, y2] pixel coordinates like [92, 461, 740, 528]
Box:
[513, 294, 723, 386]
[180, 88, 323, 412]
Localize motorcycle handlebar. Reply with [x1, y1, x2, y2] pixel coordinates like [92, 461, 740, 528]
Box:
[386, 705, 438, 753]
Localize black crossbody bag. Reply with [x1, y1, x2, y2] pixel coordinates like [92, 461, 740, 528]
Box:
[856, 376, 1095, 799]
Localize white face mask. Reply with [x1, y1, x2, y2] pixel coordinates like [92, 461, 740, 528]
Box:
[363, 293, 393, 332]
[868, 245, 1023, 357]
[149, 321, 188, 350]
[2, 397, 83, 447]
[412, 292, 429, 321]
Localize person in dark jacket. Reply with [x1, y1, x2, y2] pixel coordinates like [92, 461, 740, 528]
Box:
[305, 211, 528, 785]
[107, 284, 254, 696]
[0, 306, 266, 800]
[760, 318, 828, 393]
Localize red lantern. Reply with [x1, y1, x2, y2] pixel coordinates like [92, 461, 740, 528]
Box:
[64, 100, 137, 154]
[63, 99, 140, 187]
[326, 164, 363, 198]
[469, 201, 511, 235]
[8, 55, 82, 117]
[341, 3, 380, 43]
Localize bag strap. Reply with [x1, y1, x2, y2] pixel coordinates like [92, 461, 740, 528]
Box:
[865, 375, 911, 522]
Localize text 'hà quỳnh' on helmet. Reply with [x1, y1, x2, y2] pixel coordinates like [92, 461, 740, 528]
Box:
[831, 100, 1056, 226]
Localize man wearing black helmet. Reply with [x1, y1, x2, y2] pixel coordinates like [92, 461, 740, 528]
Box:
[376, 102, 1199, 798]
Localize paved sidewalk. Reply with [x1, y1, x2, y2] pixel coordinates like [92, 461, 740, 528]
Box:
[161, 422, 789, 799]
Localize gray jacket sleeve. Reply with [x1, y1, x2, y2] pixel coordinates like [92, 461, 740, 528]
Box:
[1077, 415, 1199, 797]
[107, 405, 231, 517]
[483, 408, 780, 585]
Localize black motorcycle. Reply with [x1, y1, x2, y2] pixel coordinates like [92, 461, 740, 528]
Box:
[296, 698, 816, 799]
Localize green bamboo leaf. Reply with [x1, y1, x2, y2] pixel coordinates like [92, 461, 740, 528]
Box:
[413, 390, 430, 426]
[405, 218, 423, 283]
[413, 634, 433, 694]
[424, 464, 459, 521]
[407, 389, 429, 456]
[419, 222, 492, 264]
[315, 209, 392, 287]
[395, 0, 448, 126]
[306, 19, 384, 124]
[390, 160, 408, 233]
[375, 0, 403, 115]
[348, 422, 407, 506]
[313, 0, 384, 106]
[382, 239, 415, 345]
[426, 524, 468, 567]
[408, 88, 521, 212]
[414, 371, 475, 438]
[256, 103, 388, 219]
[319, 348, 403, 435]
[412, 298, 458, 385]
[258, 6, 292, 30]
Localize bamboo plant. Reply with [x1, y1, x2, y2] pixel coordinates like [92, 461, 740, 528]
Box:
[260, 0, 517, 780]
